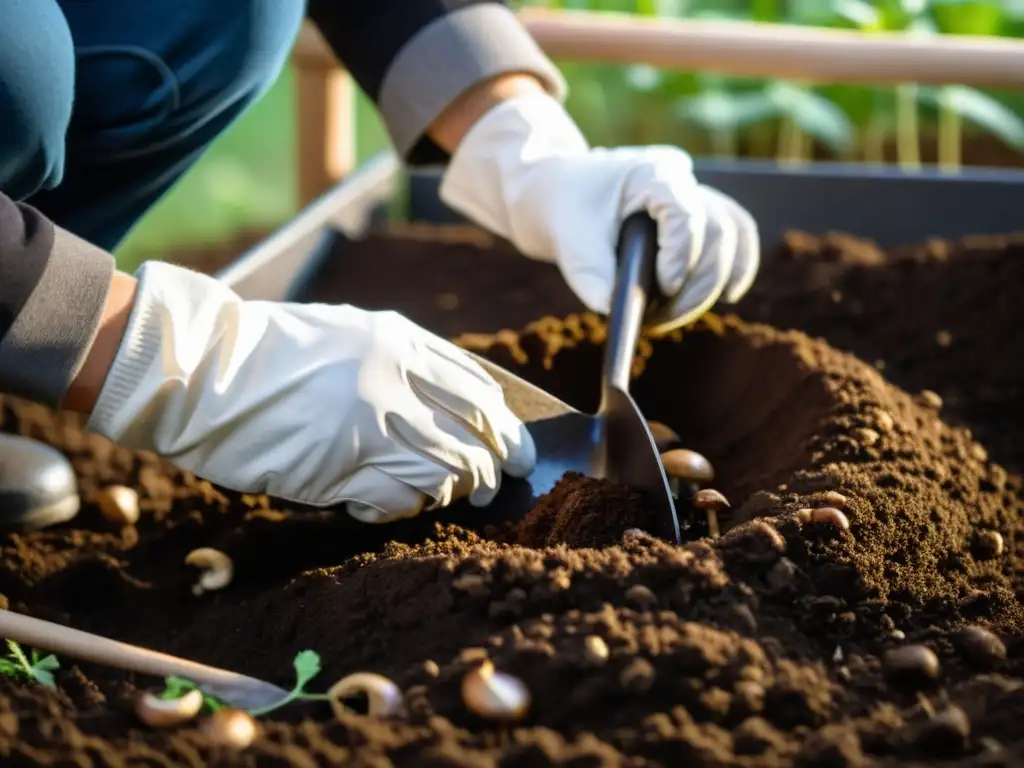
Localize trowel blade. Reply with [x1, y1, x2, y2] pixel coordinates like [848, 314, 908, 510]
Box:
[599, 386, 681, 544]
[467, 352, 599, 500]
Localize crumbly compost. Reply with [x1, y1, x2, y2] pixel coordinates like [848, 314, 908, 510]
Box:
[0, 227, 1020, 767]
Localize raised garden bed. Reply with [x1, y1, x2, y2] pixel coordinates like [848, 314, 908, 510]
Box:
[0, 154, 1022, 766]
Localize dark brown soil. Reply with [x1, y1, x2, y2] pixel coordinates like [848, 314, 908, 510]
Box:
[0, 222, 1022, 767]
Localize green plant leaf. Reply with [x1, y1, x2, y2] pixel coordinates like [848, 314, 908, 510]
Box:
[33, 655, 59, 672]
[922, 85, 1024, 148]
[32, 669, 55, 688]
[930, 1, 1004, 36]
[677, 90, 778, 131]
[766, 82, 856, 153]
[293, 650, 321, 688]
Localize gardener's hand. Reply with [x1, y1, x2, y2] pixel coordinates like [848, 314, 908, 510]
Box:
[84, 262, 535, 522]
[440, 90, 759, 334]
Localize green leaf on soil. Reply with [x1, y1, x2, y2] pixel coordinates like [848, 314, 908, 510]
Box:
[293, 650, 321, 688]
[2, 640, 59, 688]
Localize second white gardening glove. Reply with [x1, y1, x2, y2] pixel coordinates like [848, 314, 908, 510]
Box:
[85, 262, 535, 523]
[440, 90, 760, 334]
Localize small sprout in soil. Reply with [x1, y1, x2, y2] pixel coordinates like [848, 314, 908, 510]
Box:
[955, 625, 1006, 667]
[461, 661, 530, 722]
[96, 485, 140, 525]
[798, 507, 850, 532]
[185, 548, 233, 595]
[583, 635, 609, 665]
[647, 421, 682, 452]
[328, 672, 404, 719]
[136, 688, 204, 728]
[248, 650, 328, 717]
[199, 709, 259, 750]
[0, 641, 59, 688]
[158, 675, 226, 713]
[883, 644, 940, 687]
[659, 449, 714, 484]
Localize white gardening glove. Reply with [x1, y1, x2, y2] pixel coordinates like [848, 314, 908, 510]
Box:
[85, 262, 535, 523]
[440, 90, 760, 334]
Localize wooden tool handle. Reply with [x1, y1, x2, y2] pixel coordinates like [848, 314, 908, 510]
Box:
[295, 12, 1024, 88]
[522, 9, 1024, 88]
[0, 609, 261, 689]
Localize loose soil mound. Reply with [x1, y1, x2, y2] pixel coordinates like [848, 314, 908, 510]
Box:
[0, 226, 1021, 767]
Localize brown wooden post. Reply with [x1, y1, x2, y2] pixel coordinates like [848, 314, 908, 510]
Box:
[293, 23, 356, 208]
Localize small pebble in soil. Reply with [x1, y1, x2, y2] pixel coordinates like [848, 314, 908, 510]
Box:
[972, 529, 1004, 560]
[876, 410, 896, 432]
[422, 660, 440, 678]
[625, 584, 658, 609]
[583, 635, 609, 665]
[935, 329, 952, 347]
[954, 625, 1006, 667]
[95, 485, 140, 526]
[918, 389, 943, 410]
[461, 661, 530, 721]
[0, 593, 8, 611]
[798, 507, 851, 532]
[767, 557, 798, 591]
[659, 449, 714, 483]
[908, 705, 971, 756]
[854, 427, 880, 446]
[883, 645, 941, 687]
[647, 421, 682, 452]
[199, 710, 259, 750]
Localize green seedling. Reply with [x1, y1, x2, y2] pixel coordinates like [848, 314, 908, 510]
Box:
[157, 649, 330, 718]
[0, 640, 59, 688]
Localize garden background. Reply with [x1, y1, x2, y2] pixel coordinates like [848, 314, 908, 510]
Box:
[113, 0, 1024, 271]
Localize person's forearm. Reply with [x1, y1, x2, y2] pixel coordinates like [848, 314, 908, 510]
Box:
[61, 271, 137, 414]
[427, 73, 546, 153]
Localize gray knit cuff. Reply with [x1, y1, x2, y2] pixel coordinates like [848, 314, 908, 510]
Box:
[0, 227, 113, 408]
[378, 3, 567, 158]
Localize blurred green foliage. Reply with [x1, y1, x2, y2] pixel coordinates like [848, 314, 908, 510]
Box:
[116, 0, 1024, 266]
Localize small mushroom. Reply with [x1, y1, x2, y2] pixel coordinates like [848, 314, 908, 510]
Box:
[96, 485, 140, 525]
[692, 488, 730, 538]
[185, 548, 233, 595]
[660, 449, 714, 485]
[461, 661, 530, 721]
[327, 672, 404, 719]
[135, 689, 204, 728]
[199, 709, 259, 750]
[647, 421, 682, 452]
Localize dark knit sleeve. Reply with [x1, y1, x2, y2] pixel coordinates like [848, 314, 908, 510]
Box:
[0, 193, 113, 407]
[306, 0, 566, 165]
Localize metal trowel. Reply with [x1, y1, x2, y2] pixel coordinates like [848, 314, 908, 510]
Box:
[469, 213, 681, 544]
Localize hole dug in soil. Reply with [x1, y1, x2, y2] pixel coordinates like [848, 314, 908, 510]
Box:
[0, 226, 1020, 767]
